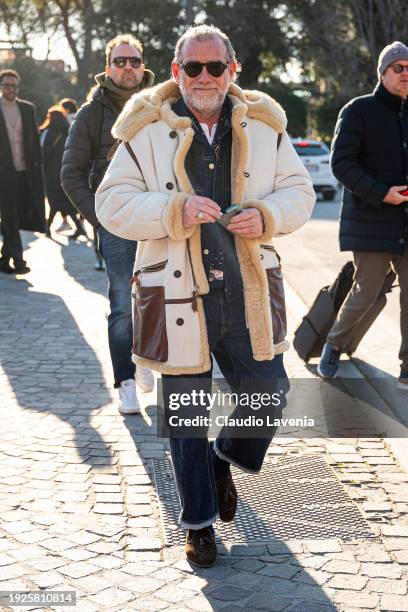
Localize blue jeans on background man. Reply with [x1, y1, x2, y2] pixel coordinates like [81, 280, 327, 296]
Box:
[97, 226, 137, 387]
[162, 286, 288, 529]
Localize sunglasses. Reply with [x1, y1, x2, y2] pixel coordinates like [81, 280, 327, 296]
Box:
[178, 61, 229, 78]
[111, 56, 142, 69]
[391, 63, 408, 74]
[0, 83, 18, 90]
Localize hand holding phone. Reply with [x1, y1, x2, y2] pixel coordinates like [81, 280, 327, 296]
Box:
[384, 186, 408, 205]
[216, 204, 241, 228]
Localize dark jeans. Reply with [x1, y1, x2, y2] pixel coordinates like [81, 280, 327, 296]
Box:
[0, 171, 28, 265]
[97, 226, 137, 387]
[162, 287, 288, 529]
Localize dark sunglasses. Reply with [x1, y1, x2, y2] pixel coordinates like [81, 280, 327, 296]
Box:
[391, 63, 408, 74]
[0, 83, 18, 89]
[178, 61, 229, 78]
[111, 56, 142, 69]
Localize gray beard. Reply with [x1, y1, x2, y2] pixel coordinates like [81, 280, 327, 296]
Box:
[180, 81, 226, 119]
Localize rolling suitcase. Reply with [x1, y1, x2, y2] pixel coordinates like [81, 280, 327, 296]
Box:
[293, 261, 396, 362]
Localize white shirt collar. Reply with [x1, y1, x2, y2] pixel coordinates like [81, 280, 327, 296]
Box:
[199, 122, 218, 145]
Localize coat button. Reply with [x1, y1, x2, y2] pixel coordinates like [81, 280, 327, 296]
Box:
[203, 249, 209, 255]
[403, 142, 407, 148]
[243, 171, 250, 177]
[166, 182, 174, 189]
[209, 163, 215, 169]
[174, 270, 181, 278]
[260, 254, 264, 260]
[176, 318, 184, 326]
[169, 131, 177, 138]
[241, 121, 247, 127]
[399, 238, 405, 244]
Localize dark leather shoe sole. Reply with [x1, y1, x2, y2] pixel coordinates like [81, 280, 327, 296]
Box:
[14, 266, 31, 275]
[216, 475, 237, 522]
[185, 551, 217, 568]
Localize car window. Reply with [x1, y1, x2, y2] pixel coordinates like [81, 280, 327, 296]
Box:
[293, 143, 329, 156]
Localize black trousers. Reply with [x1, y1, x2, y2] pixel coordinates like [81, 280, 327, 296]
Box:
[0, 171, 28, 264]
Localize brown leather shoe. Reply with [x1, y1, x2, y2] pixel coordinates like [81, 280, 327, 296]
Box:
[185, 527, 217, 567]
[216, 474, 238, 522]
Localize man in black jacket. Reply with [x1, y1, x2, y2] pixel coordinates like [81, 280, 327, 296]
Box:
[0, 69, 45, 274]
[61, 34, 155, 411]
[318, 41, 408, 390]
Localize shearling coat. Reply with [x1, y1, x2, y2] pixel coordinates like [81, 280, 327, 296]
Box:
[96, 80, 315, 375]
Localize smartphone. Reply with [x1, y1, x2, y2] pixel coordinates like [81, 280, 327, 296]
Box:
[216, 204, 241, 228]
[400, 189, 408, 196]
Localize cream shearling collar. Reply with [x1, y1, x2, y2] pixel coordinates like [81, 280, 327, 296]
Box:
[112, 79, 287, 142]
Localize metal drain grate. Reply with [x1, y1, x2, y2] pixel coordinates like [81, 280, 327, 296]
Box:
[152, 454, 374, 546]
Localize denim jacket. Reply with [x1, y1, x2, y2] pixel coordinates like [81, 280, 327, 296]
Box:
[172, 97, 243, 293]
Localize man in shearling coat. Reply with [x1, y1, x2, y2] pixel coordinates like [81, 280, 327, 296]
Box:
[96, 25, 315, 566]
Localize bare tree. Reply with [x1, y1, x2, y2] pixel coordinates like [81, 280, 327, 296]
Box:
[0, 0, 98, 92]
[350, 0, 408, 72]
[48, 0, 96, 91]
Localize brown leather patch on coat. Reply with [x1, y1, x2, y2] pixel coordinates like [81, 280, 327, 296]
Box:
[133, 286, 168, 362]
[266, 267, 287, 344]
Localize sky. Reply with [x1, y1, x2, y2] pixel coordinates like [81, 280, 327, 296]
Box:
[0, 25, 76, 68]
[32, 33, 76, 68]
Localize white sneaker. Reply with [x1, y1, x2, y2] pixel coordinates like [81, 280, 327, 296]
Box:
[397, 376, 408, 390]
[56, 220, 72, 232]
[136, 366, 154, 393]
[118, 379, 141, 414]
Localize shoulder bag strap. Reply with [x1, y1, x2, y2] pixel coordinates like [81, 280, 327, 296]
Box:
[124, 140, 144, 178]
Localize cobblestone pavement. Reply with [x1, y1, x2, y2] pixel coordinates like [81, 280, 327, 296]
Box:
[0, 232, 407, 612]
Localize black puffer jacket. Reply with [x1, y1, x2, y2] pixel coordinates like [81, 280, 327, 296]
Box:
[333, 82, 408, 255]
[61, 71, 154, 227]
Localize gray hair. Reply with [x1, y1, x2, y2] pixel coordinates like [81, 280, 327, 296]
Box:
[174, 24, 237, 64]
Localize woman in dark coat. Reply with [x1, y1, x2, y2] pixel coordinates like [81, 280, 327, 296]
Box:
[40, 106, 86, 238]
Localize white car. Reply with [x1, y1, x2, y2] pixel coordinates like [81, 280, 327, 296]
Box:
[292, 139, 337, 201]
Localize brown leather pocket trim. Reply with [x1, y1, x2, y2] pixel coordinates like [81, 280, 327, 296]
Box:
[133, 286, 168, 362]
[130, 260, 168, 286]
[165, 297, 193, 305]
[266, 267, 287, 344]
[260, 244, 281, 263]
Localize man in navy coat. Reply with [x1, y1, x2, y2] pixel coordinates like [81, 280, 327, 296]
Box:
[318, 41, 408, 390]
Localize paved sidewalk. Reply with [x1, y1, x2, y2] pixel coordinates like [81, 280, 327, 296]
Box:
[0, 232, 407, 612]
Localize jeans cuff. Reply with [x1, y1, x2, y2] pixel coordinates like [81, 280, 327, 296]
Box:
[180, 513, 218, 530]
[213, 442, 260, 474]
[114, 374, 135, 388]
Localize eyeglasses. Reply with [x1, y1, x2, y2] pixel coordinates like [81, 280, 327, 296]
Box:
[178, 61, 229, 78]
[111, 56, 142, 69]
[0, 83, 18, 90]
[391, 63, 408, 74]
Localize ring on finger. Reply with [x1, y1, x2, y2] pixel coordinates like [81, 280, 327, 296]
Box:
[196, 211, 204, 220]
